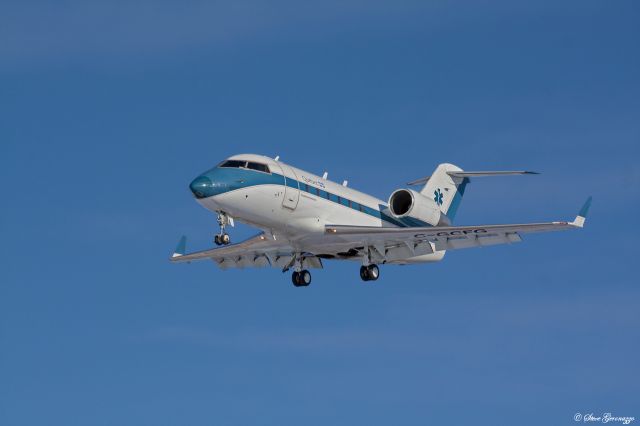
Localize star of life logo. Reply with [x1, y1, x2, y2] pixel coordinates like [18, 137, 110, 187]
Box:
[433, 188, 444, 206]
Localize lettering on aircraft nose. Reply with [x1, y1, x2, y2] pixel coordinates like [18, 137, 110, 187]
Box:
[301, 175, 326, 189]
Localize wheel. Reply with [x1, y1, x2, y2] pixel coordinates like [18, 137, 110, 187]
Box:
[360, 264, 379, 282]
[292, 271, 301, 287]
[360, 265, 370, 281]
[300, 270, 311, 286]
[221, 234, 231, 245]
[292, 270, 311, 287]
[366, 264, 379, 281]
[214, 235, 221, 245]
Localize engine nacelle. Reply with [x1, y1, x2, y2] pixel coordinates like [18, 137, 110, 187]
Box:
[388, 188, 451, 226]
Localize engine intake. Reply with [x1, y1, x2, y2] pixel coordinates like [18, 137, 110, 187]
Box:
[388, 188, 450, 226]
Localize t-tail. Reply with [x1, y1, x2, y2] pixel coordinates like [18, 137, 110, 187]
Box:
[408, 165, 539, 223]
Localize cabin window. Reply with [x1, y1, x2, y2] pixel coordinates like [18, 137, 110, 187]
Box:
[246, 162, 270, 173]
[340, 197, 350, 207]
[219, 160, 247, 168]
[330, 194, 339, 203]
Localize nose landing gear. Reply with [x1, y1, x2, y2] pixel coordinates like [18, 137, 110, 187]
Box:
[214, 233, 230, 246]
[360, 264, 379, 282]
[214, 212, 232, 246]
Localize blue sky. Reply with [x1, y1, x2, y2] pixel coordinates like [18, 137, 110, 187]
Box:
[1, 1, 639, 424]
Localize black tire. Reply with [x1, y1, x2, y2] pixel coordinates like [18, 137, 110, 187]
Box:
[292, 271, 301, 286]
[367, 264, 379, 281]
[360, 265, 370, 281]
[221, 234, 231, 245]
[300, 270, 311, 286]
[214, 235, 221, 245]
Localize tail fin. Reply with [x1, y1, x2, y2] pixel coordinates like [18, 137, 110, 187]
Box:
[409, 166, 538, 223]
[420, 163, 468, 221]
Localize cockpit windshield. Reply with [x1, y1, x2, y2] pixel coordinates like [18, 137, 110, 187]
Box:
[219, 160, 247, 168]
[219, 160, 270, 174]
[246, 162, 269, 173]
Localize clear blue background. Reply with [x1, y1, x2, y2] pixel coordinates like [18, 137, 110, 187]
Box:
[1, 1, 638, 424]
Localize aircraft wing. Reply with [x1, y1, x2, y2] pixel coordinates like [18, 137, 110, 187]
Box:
[169, 233, 323, 270]
[325, 197, 591, 255]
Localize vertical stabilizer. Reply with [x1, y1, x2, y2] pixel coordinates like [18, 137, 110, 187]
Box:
[420, 163, 469, 222]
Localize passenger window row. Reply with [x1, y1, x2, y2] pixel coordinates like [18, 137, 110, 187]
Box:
[301, 183, 371, 215]
[217, 160, 399, 224]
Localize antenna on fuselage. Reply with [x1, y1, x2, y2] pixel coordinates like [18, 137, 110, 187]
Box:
[322, 172, 328, 179]
[342, 180, 348, 187]
[274, 155, 280, 161]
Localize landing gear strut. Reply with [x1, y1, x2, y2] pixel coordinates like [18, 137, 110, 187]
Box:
[292, 270, 312, 287]
[360, 264, 379, 282]
[214, 212, 232, 246]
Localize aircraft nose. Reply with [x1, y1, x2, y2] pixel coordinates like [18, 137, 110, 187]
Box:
[189, 175, 214, 199]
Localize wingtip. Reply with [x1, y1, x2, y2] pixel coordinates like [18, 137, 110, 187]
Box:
[172, 235, 187, 258]
[579, 196, 593, 218]
[572, 196, 592, 228]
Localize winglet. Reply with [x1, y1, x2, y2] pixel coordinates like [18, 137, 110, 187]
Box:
[172, 236, 187, 258]
[571, 196, 592, 228]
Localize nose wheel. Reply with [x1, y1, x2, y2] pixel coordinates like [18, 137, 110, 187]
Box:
[292, 270, 312, 287]
[214, 233, 230, 246]
[214, 212, 232, 246]
[360, 264, 379, 282]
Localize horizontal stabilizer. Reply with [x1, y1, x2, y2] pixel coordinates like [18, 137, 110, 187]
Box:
[447, 170, 538, 178]
[408, 170, 538, 185]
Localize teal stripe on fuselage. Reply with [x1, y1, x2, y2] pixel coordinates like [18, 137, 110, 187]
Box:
[199, 166, 285, 197]
[200, 166, 431, 228]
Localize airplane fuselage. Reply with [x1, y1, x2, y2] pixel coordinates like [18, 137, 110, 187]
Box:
[189, 154, 442, 263]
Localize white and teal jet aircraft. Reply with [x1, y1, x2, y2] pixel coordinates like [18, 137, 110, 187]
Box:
[171, 154, 591, 286]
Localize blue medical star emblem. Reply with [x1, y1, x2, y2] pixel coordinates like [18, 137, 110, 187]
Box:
[433, 188, 444, 206]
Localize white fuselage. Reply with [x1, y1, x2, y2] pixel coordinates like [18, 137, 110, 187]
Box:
[194, 154, 444, 263]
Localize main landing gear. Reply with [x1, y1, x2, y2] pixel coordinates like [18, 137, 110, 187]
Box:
[292, 270, 312, 287]
[360, 264, 380, 282]
[214, 211, 231, 246]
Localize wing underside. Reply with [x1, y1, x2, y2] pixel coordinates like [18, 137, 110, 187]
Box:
[169, 233, 323, 270]
[324, 197, 591, 260]
[171, 198, 591, 268]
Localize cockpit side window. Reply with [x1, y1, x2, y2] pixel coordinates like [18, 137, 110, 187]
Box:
[246, 162, 271, 174]
[219, 160, 247, 168]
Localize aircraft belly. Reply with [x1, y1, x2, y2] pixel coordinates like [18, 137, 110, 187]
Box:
[387, 251, 446, 265]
